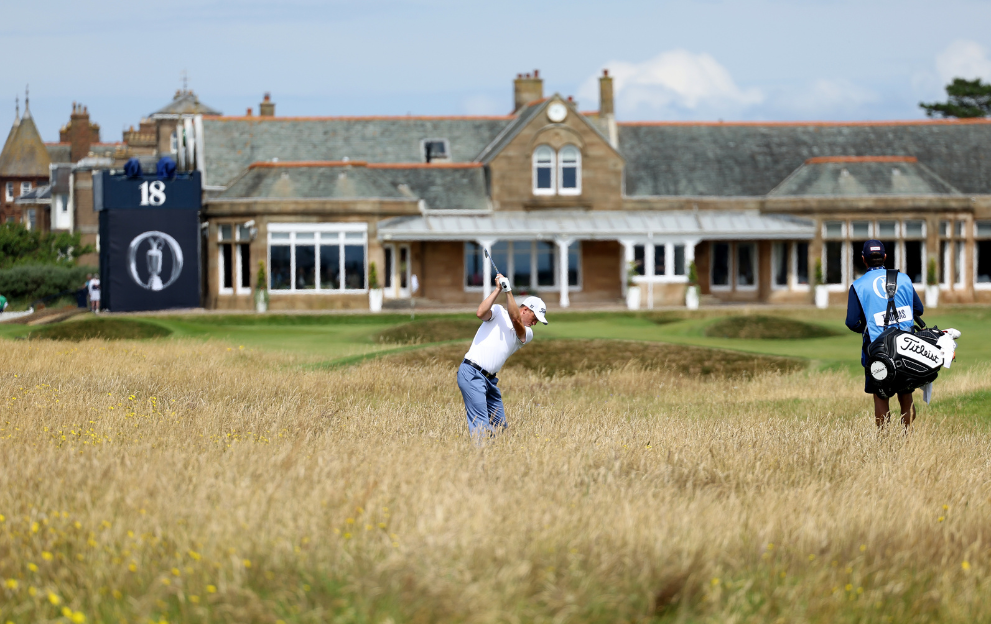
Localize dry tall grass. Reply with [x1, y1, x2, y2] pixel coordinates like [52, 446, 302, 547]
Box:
[1, 339, 989, 623]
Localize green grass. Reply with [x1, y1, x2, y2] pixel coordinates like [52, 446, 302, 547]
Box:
[704, 314, 840, 339]
[375, 318, 481, 345]
[28, 317, 172, 341]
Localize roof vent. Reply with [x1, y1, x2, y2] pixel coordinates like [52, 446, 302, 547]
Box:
[840, 168, 850, 177]
[892, 168, 902, 176]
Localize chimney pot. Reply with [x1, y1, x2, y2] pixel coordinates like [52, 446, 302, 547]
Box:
[533, 69, 539, 78]
[264, 92, 271, 102]
[567, 95, 573, 102]
[603, 68, 609, 77]
[259, 93, 276, 117]
[247, 107, 253, 116]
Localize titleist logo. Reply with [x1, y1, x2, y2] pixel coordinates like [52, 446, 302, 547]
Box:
[896, 335, 941, 366]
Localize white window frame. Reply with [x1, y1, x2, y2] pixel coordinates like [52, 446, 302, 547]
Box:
[464, 240, 582, 292]
[849, 220, 872, 240]
[822, 220, 846, 240]
[218, 224, 253, 296]
[954, 240, 965, 287]
[735, 242, 758, 291]
[20, 181, 32, 196]
[24, 208, 36, 231]
[420, 138, 450, 163]
[267, 222, 368, 294]
[771, 242, 789, 290]
[383, 243, 412, 298]
[557, 145, 582, 196]
[629, 242, 690, 284]
[710, 242, 732, 291]
[821, 240, 847, 292]
[5, 182, 13, 201]
[532, 145, 556, 196]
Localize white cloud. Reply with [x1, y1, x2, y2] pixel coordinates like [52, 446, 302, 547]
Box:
[935, 40, 991, 83]
[579, 50, 763, 118]
[773, 79, 879, 117]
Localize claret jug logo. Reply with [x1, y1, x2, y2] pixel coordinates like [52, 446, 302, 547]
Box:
[127, 231, 184, 291]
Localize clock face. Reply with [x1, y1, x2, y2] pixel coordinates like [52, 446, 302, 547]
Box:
[547, 102, 567, 123]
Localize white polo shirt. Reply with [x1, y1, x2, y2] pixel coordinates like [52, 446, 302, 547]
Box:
[87, 278, 101, 302]
[464, 304, 532, 374]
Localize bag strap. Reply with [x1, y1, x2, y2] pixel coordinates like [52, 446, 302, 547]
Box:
[883, 269, 898, 326]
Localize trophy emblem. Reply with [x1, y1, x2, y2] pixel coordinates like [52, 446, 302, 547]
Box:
[127, 231, 184, 291]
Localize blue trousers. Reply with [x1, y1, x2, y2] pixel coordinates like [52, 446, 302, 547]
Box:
[456, 362, 506, 437]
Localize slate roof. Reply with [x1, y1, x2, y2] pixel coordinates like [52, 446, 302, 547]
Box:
[218, 162, 489, 210]
[0, 109, 51, 178]
[619, 120, 991, 197]
[378, 209, 814, 241]
[768, 156, 960, 197]
[15, 184, 51, 203]
[46, 143, 71, 163]
[201, 115, 512, 187]
[152, 90, 222, 117]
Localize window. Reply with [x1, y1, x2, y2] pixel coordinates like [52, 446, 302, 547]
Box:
[170, 131, 178, 154]
[653, 244, 666, 277]
[558, 145, 581, 195]
[422, 139, 449, 163]
[25, 209, 36, 231]
[20, 182, 32, 196]
[384, 246, 393, 289]
[633, 245, 646, 276]
[825, 241, 843, 284]
[905, 241, 924, 284]
[851, 221, 870, 239]
[567, 242, 580, 287]
[513, 242, 532, 288]
[532, 146, 555, 195]
[536, 241, 555, 287]
[824, 221, 844, 239]
[939, 220, 950, 237]
[977, 221, 991, 286]
[673, 244, 686, 276]
[712, 243, 730, 288]
[736, 243, 756, 288]
[955, 220, 965, 238]
[772, 242, 789, 287]
[940, 241, 949, 285]
[954, 241, 964, 285]
[465, 242, 484, 288]
[4, 183, 11, 201]
[268, 223, 366, 292]
[470, 241, 580, 292]
[877, 221, 898, 239]
[795, 242, 809, 285]
[219, 224, 253, 294]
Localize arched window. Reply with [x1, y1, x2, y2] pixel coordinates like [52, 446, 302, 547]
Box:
[532, 145, 555, 195]
[558, 145, 581, 195]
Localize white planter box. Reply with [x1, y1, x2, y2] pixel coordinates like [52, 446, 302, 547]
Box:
[369, 288, 384, 313]
[685, 285, 699, 310]
[626, 285, 641, 310]
[254, 291, 268, 313]
[925, 285, 939, 309]
[814, 285, 829, 309]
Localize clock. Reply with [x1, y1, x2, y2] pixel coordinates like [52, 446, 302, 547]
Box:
[547, 102, 567, 123]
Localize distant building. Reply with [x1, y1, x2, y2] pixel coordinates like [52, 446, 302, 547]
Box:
[0, 94, 51, 230]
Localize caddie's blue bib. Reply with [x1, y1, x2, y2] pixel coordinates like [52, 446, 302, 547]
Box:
[852, 267, 916, 344]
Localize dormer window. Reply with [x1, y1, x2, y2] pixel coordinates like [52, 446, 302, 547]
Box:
[21, 182, 32, 195]
[533, 145, 555, 195]
[422, 139, 450, 163]
[4, 183, 12, 201]
[558, 145, 581, 195]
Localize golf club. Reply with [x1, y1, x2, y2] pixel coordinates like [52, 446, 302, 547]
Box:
[483, 248, 501, 276]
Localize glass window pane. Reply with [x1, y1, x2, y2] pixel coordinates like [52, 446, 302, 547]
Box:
[296, 245, 316, 289]
[905, 220, 925, 238]
[491, 241, 509, 279]
[535, 146, 553, 163]
[851, 240, 867, 280]
[270, 246, 291, 290]
[536, 166, 552, 189]
[320, 245, 341, 290]
[712, 243, 730, 286]
[673, 245, 686, 276]
[825, 242, 843, 284]
[221, 244, 233, 289]
[878, 221, 898, 238]
[977, 241, 991, 283]
[955, 221, 965, 237]
[399, 247, 409, 289]
[824, 222, 843, 239]
[881, 240, 897, 270]
[773, 242, 788, 286]
[796, 243, 809, 285]
[320, 232, 340, 241]
[568, 242, 580, 287]
[513, 242, 532, 290]
[296, 232, 315, 241]
[560, 146, 578, 163]
[977, 221, 991, 237]
[954, 241, 964, 283]
[633, 245, 646, 276]
[464, 242, 483, 287]
[561, 166, 577, 189]
[654, 245, 666, 276]
[940, 221, 950, 237]
[940, 240, 949, 284]
[344, 245, 365, 289]
[536, 241, 555, 287]
[384, 247, 393, 289]
[345, 232, 364, 242]
[237, 225, 252, 241]
[851, 221, 870, 238]
[271, 232, 290, 241]
[737, 244, 755, 287]
[219, 224, 233, 242]
[905, 240, 923, 284]
[239, 244, 251, 289]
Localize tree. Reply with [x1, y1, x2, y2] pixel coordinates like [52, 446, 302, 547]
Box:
[0, 223, 94, 269]
[920, 78, 991, 118]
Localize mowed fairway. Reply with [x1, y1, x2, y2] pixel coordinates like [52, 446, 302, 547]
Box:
[1, 308, 990, 623]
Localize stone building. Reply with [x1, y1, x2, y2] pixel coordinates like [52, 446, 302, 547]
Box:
[191, 70, 991, 310]
[0, 96, 51, 229]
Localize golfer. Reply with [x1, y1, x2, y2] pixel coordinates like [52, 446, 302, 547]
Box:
[845, 240, 924, 427]
[457, 272, 547, 438]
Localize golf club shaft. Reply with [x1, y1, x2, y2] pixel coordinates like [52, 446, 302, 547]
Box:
[483, 248, 501, 277]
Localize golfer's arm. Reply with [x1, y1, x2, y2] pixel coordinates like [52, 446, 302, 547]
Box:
[504, 291, 526, 341]
[476, 286, 500, 321]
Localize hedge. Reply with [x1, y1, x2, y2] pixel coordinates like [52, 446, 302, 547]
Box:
[0, 265, 96, 302]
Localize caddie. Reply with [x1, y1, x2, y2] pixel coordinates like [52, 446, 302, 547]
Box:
[457, 272, 547, 438]
[845, 240, 924, 427]
[0, 293, 8, 314]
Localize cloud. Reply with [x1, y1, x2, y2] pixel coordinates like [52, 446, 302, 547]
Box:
[461, 93, 504, 116]
[935, 40, 991, 83]
[579, 50, 762, 118]
[772, 79, 879, 117]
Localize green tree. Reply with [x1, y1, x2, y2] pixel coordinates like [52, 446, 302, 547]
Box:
[920, 78, 991, 118]
[0, 223, 94, 269]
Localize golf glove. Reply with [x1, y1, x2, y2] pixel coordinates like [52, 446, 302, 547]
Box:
[498, 277, 511, 293]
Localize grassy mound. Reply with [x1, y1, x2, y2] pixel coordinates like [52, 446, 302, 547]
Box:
[29, 317, 172, 341]
[704, 315, 839, 340]
[375, 318, 481, 345]
[384, 338, 803, 378]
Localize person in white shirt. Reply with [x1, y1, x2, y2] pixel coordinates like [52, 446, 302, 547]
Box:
[458, 272, 547, 438]
[87, 275, 101, 313]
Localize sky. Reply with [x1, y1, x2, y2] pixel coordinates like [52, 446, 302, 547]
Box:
[4, 0, 991, 142]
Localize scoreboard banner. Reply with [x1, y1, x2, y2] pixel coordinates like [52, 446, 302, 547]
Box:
[96, 171, 201, 312]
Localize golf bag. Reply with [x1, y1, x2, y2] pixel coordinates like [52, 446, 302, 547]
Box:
[864, 270, 942, 399]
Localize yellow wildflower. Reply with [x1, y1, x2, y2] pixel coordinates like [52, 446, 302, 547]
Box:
[206, 585, 216, 594]
[48, 592, 61, 605]
[4, 579, 17, 589]
[42, 551, 53, 561]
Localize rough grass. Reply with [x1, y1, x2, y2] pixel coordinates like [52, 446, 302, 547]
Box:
[704, 314, 840, 340]
[1, 339, 990, 624]
[28, 318, 172, 341]
[375, 318, 481, 345]
[388, 338, 805, 377]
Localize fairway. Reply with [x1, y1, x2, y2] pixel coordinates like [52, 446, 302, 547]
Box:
[1, 307, 989, 623]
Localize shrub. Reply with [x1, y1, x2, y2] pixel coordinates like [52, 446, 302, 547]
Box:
[0, 223, 93, 269]
[927, 257, 938, 286]
[0, 265, 94, 302]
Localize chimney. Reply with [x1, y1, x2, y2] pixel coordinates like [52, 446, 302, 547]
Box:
[260, 92, 275, 117]
[599, 69, 614, 117]
[66, 102, 95, 163]
[246, 107, 253, 116]
[513, 69, 543, 113]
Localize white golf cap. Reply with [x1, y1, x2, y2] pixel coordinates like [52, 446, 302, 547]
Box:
[521, 296, 548, 324]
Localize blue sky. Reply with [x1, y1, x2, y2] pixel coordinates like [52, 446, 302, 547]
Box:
[5, 0, 991, 142]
